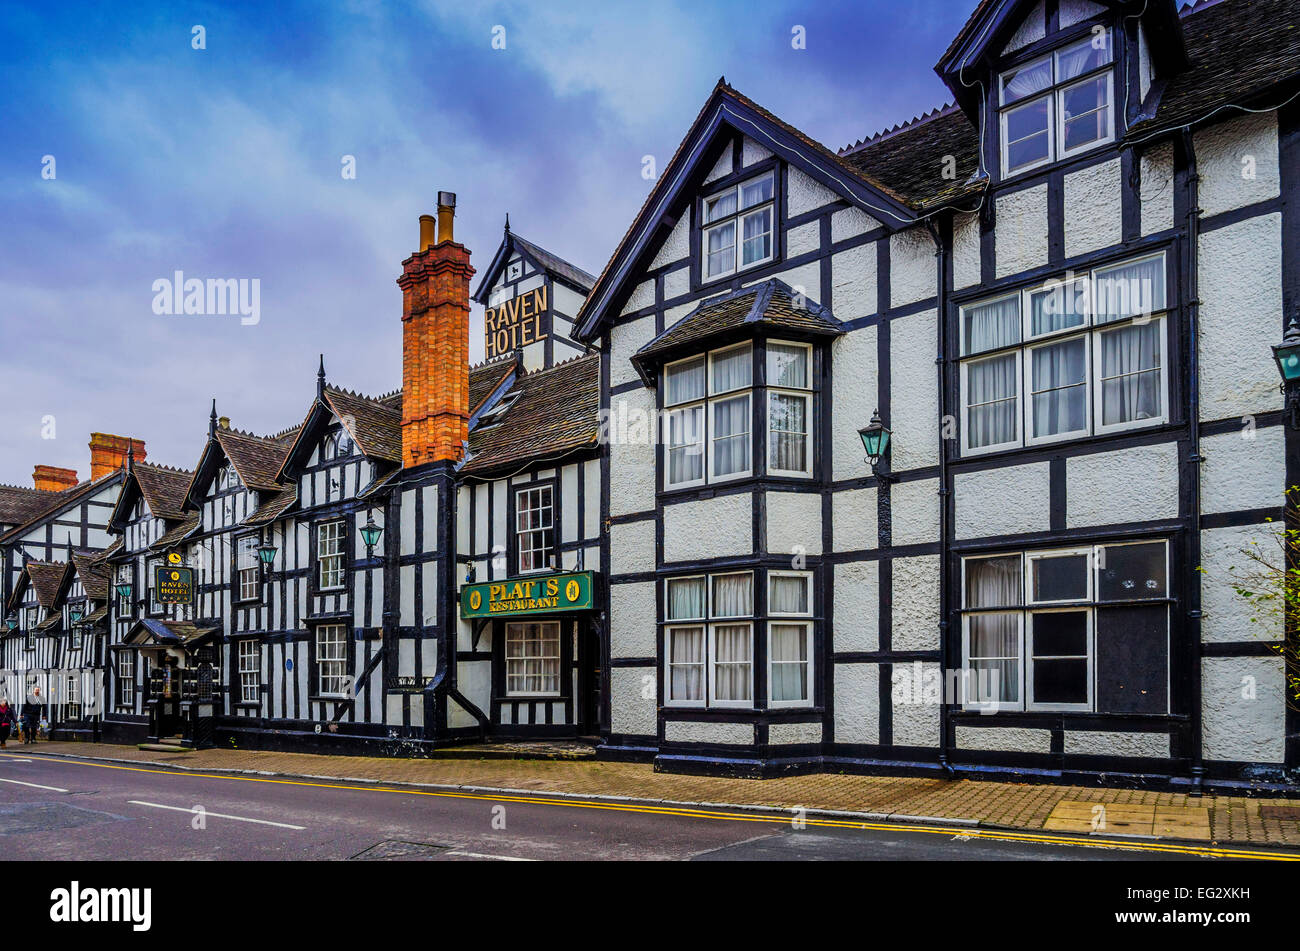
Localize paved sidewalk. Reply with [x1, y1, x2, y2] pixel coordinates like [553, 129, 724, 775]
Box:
[9, 741, 1300, 848]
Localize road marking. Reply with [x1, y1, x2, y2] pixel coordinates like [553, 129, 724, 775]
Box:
[0, 757, 33, 763]
[445, 850, 535, 861]
[0, 777, 68, 792]
[17, 754, 1300, 861]
[127, 800, 306, 830]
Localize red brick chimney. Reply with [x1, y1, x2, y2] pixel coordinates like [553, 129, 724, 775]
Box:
[396, 192, 474, 468]
[88, 433, 147, 480]
[33, 465, 79, 492]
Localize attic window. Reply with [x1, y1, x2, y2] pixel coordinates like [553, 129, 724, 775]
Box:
[701, 171, 775, 281]
[477, 394, 518, 430]
[998, 29, 1113, 177]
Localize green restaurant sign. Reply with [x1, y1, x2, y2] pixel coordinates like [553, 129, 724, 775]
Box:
[460, 570, 595, 619]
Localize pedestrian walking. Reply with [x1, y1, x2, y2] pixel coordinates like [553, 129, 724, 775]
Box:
[0, 700, 13, 748]
[21, 687, 43, 745]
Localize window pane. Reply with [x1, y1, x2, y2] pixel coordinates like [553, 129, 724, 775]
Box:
[966, 353, 1018, 448]
[667, 406, 705, 486]
[1098, 542, 1167, 600]
[666, 577, 706, 620]
[705, 190, 737, 223]
[710, 344, 752, 393]
[1030, 338, 1087, 437]
[1095, 604, 1168, 713]
[1094, 256, 1165, 323]
[1002, 57, 1052, 103]
[1099, 321, 1163, 426]
[1032, 658, 1088, 704]
[770, 623, 809, 703]
[963, 294, 1020, 354]
[739, 174, 773, 209]
[1030, 553, 1089, 602]
[768, 392, 808, 472]
[769, 574, 810, 614]
[711, 394, 751, 477]
[665, 356, 706, 405]
[967, 613, 1020, 703]
[965, 556, 1022, 608]
[767, 342, 809, 389]
[712, 623, 752, 702]
[706, 222, 735, 276]
[712, 573, 753, 617]
[1056, 31, 1112, 81]
[668, 627, 705, 702]
[1028, 280, 1087, 336]
[1032, 610, 1088, 655]
[1004, 98, 1050, 170]
[1061, 75, 1110, 151]
[740, 208, 771, 265]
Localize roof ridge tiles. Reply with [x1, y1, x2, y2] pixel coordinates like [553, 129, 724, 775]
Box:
[515, 352, 598, 379]
[838, 103, 960, 155]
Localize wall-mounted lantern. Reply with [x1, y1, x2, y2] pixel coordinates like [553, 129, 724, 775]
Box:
[858, 409, 898, 483]
[4, 614, 16, 631]
[115, 582, 132, 602]
[359, 514, 383, 557]
[257, 540, 278, 579]
[1272, 313, 1300, 430]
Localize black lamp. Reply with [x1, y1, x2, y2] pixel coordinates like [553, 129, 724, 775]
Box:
[858, 409, 897, 483]
[1273, 313, 1300, 429]
[359, 514, 383, 556]
[115, 582, 132, 601]
[257, 540, 278, 580]
[4, 613, 16, 631]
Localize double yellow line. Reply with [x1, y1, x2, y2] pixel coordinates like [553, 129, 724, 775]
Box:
[6, 752, 1297, 861]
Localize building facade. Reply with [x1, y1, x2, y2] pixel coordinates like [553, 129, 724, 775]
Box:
[3, 0, 1296, 790]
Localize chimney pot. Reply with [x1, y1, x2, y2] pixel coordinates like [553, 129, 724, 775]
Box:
[437, 192, 456, 245]
[218, 416, 231, 429]
[419, 214, 436, 252]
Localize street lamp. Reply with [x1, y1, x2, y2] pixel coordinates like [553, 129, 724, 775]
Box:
[115, 582, 132, 602]
[4, 613, 16, 631]
[359, 513, 383, 557]
[858, 409, 897, 483]
[1273, 313, 1300, 429]
[257, 540, 278, 579]
[69, 608, 83, 625]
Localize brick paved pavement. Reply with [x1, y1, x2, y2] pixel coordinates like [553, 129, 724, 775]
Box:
[10, 741, 1300, 848]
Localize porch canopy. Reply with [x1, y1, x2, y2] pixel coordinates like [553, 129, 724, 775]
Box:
[120, 618, 220, 665]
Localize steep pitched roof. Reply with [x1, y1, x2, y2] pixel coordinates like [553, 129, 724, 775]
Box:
[632, 279, 843, 380]
[1132, 0, 1300, 136]
[150, 513, 203, 553]
[0, 485, 59, 526]
[70, 550, 112, 602]
[323, 386, 403, 464]
[243, 486, 299, 527]
[0, 470, 125, 546]
[468, 355, 520, 419]
[132, 462, 194, 521]
[215, 427, 292, 491]
[472, 229, 597, 303]
[838, 105, 984, 210]
[26, 562, 67, 610]
[461, 354, 600, 476]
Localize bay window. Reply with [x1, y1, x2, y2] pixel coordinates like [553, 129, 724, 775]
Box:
[961, 541, 1169, 714]
[702, 171, 775, 280]
[999, 28, 1114, 176]
[768, 571, 813, 707]
[767, 342, 813, 476]
[959, 252, 1168, 454]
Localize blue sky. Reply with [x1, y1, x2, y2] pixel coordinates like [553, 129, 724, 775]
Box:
[0, 0, 974, 484]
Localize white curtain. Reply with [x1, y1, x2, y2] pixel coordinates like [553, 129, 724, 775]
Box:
[965, 557, 1021, 704]
[770, 623, 808, 703]
[741, 208, 772, 265]
[1031, 338, 1086, 437]
[710, 345, 752, 392]
[665, 357, 706, 405]
[667, 577, 706, 620]
[1029, 281, 1086, 336]
[706, 191, 737, 222]
[1002, 57, 1053, 102]
[1057, 34, 1110, 81]
[1100, 322, 1162, 426]
[711, 394, 750, 476]
[668, 406, 704, 484]
[767, 342, 808, 388]
[712, 623, 752, 702]
[740, 175, 773, 209]
[768, 393, 807, 471]
[669, 627, 704, 701]
[769, 574, 808, 614]
[712, 573, 753, 617]
[964, 295, 1020, 354]
[966, 353, 1018, 448]
[706, 222, 735, 276]
[1095, 256, 1165, 323]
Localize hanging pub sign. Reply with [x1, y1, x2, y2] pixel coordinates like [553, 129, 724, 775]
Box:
[155, 553, 194, 605]
[461, 570, 594, 619]
[484, 284, 548, 359]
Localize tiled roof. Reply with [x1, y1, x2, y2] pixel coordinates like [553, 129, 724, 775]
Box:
[510, 233, 598, 290]
[469, 355, 520, 417]
[150, 513, 202, 553]
[215, 427, 291, 491]
[0, 484, 59, 526]
[633, 279, 844, 372]
[244, 486, 299, 526]
[324, 386, 403, 464]
[26, 562, 67, 610]
[462, 354, 601, 475]
[70, 550, 112, 602]
[838, 105, 984, 210]
[0, 470, 122, 547]
[1134, 0, 1300, 135]
[132, 462, 194, 521]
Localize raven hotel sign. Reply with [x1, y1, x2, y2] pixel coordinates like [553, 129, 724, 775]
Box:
[485, 285, 548, 359]
[154, 551, 194, 605]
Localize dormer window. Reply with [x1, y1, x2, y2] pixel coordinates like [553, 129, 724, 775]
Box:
[999, 29, 1113, 177]
[702, 172, 775, 281]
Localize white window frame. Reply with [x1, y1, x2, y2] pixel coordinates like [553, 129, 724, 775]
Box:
[238, 639, 261, 705]
[315, 623, 349, 698]
[317, 521, 346, 591]
[504, 620, 562, 697]
[998, 28, 1115, 179]
[236, 534, 261, 602]
[766, 340, 814, 478]
[64, 672, 81, 720]
[961, 610, 1024, 713]
[1025, 547, 1093, 605]
[665, 624, 707, 708]
[24, 607, 37, 650]
[147, 559, 163, 613]
[662, 344, 758, 490]
[767, 570, 812, 617]
[700, 171, 776, 282]
[767, 570, 813, 709]
[706, 622, 754, 709]
[514, 485, 555, 574]
[959, 251, 1168, 455]
[117, 652, 135, 707]
[1026, 606, 1094, 712]
[662, 571, 759, 710]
